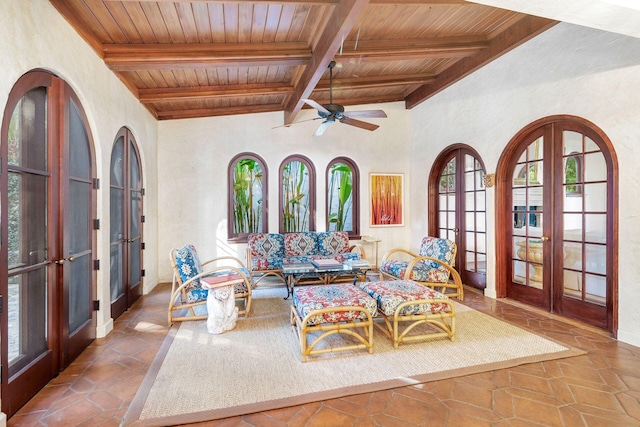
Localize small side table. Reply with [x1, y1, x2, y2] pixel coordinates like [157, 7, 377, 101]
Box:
[361, 236, 381, 271]
[200, 274, 243, 334]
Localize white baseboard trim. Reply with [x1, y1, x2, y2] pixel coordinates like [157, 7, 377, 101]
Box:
[617, 329, 640, 348]
[483, 288, 497, 299]
[144, 278, 159, 295]
[97, 318, 114, 338]
[0, 411, 7, 427]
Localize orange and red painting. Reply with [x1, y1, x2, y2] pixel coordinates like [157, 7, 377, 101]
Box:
[370, 173, 403, 226]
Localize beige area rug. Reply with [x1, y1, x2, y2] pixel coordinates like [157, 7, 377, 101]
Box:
[123, 287, 584, 426]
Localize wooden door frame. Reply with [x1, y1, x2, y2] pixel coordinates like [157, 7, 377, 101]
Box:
[428, 143, 487, 289]
[59, 79, 98, 368]
[110, 127, 144, 319]
[495, 115, 619, 334]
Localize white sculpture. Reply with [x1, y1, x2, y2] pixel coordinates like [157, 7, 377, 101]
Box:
[205, 284, 238, 334]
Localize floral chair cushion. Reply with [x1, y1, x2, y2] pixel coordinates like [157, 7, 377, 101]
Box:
[293, 283, 378, 326]
[248, 233, 285, 258]
[379, 259, 450, 283]
[359, 280, 451, 317]
[284, 232, 318, 257]
[316, 231, 349, 256]
[174, 245, 207, 303]
[418, 237, 455, 270]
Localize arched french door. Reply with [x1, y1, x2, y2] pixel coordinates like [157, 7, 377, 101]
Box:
[1, 71, 97, 415]
[110, 128, 143, 320]
[496, 116, 618, 332]
[429, 145, 487, 289]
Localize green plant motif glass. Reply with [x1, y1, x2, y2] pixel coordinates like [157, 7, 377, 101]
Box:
[327, 162, 353, 232]
[232, 159, 263, 234]
[282, 160, 309, 232]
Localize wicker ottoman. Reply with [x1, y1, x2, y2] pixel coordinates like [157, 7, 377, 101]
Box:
[291, 283, 378, 362]
[358, 280, 456, 349]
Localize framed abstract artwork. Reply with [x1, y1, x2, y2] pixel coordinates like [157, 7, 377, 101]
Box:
[370, 173, 404, 226]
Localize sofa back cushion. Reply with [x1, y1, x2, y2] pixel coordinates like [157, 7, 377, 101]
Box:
[316, 231, 349, 256]
[419, 236, 455, 276]
[173, 244, 208, 303]
[284, 232, 318, 256]
[248, 233, 285, 258]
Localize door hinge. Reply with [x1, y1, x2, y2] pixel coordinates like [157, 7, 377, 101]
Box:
[141, 188, 145, 196]
[93, 219, 100, 230]
[93, 300, 100, 311]
[141, 269, 146, 277]
[141, 242, 145, 250]
[141, 215, 145, 223]
[94, 259, 100, 270]
[92, 178, 100, 189]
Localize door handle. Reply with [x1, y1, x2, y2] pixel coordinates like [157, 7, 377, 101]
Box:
[54, 256, 75, 265]
[452, 228, 459, 233]
[540, 236, 550, 241]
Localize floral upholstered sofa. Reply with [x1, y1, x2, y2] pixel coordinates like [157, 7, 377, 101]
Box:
[246, 231, 363, 285]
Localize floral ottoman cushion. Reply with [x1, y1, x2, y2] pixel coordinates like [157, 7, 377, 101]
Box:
[358, 280, 451, 317]
[293, 283, 378, 326]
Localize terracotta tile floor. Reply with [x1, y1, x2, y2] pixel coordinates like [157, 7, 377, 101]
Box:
[7, 283, 640, 427]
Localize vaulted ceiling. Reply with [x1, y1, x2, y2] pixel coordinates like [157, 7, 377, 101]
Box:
[49, 0, 557, 124]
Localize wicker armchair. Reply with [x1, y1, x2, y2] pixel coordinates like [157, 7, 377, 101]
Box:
[168, 244, 253, 325]
[379, 236, 464, 301]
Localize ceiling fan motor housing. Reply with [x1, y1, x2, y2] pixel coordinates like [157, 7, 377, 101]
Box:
[319, 103, 345, 118]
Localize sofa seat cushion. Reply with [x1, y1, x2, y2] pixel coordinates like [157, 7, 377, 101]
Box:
[248, 233, 285, 258]
[251, 256, 283, 271]
[316, 231, 349, 256]
[284, 232, 318, 256]
[380, 259, 450, 283]
[359, 280, 451, 317]
[293, 283, 378, 326]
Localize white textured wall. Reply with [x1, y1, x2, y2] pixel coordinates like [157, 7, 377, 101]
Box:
[157, 103, 411, 281]
[0, 0, 159, 344]
[409, 23, 640, 346]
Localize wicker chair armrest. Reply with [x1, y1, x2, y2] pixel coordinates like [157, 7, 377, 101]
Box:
[201, 255, 247, 269]
[404, 256, 462, 286]
[349, 243, 366, 259]
[169, 265, 252, 305]
[380, 248, 419, 263]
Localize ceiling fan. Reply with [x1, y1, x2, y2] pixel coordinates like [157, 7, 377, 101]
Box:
[302, 61, 387, 136]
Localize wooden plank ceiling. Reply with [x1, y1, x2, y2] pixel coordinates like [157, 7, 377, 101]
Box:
[49, 0, 556, 123]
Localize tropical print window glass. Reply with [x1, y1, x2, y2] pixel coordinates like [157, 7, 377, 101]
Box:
[281, 156, 314, 232]
[229, 154, 266, 240]
[327, 161, 354, 232]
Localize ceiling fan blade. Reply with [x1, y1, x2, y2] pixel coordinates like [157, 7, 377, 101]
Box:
[313, 120, 333, 136]
[272, 117, 321, 129]
[343, 110, 387, 119]
[340, 116, 379, 131]
[302, 99, 330, 115]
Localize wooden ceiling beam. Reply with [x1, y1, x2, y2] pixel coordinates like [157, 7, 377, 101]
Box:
[103, 43, 311, 71]
[304, 94, 404, 107]
[139, 73, 434, 103]
[405, 16, 558, 109]
[139, 83, 292, 103]
[156, 104, 285, 121]
[283, 0, 370, 126]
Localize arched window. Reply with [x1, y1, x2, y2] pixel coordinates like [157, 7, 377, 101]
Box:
[326, 157, 359, 237]
[280, 155, 315, 232]
[228, 153, 268, 242]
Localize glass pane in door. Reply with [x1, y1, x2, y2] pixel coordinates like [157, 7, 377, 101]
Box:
[561, 131, 607, 305]
[67, 101, 92, 335]
[6, 87, 50, 378]
[110, 137, 125, 303]
[511, 137, 544, 289]
[463, 155, 486, 274]
[438, 158, 456, 239]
